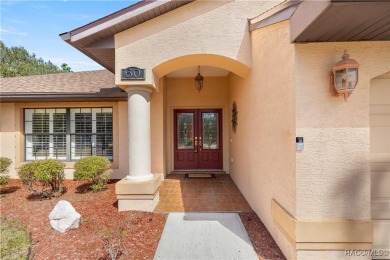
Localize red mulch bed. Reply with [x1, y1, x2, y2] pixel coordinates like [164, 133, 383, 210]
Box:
[0, 180, 167, 259]
[240, 212, 286, 260]
[1, 180, 286, 260]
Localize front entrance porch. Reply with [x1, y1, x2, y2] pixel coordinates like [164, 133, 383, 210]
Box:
[154, 174, 252, 213]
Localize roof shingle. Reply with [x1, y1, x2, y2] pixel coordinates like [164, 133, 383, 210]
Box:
[0, 70, 115, 93]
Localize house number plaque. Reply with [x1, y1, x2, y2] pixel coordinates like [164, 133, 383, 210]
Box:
[121, 67, 145, 80]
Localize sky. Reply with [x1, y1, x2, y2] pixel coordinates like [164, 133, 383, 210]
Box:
[0, 0, 139, 72]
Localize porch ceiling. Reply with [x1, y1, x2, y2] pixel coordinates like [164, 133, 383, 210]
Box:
[250, 0, 390, 43]
[290, 0, 390, 42]
[167, 66, 229, 78]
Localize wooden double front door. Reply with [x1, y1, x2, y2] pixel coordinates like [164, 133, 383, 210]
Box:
[174, 109, 223, 170]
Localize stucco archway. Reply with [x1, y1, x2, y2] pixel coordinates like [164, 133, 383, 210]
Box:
[153, 54, 251, 79]
[153, 54, 241, 174]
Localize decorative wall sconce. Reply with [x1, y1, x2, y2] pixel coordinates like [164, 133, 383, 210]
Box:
[195, 66, 204, 92]
[330, 50, 360, 101]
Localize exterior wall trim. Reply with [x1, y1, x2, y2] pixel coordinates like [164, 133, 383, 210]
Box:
[0, 92, 127, 103]
[271, 199, 373, 250]
[296, 243, 372, 250]
[249, 1, 300, 32]
[272, 199, 297, 244]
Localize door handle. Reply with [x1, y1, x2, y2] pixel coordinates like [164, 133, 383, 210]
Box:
[194, 137, 198, 153]
[199, 136, 202, 151]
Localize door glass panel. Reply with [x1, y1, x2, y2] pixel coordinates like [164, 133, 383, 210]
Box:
[202, 113, 219, 149]
[177, 113, 194, 149]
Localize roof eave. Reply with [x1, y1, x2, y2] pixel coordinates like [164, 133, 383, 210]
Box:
[249, 0, 302, 31]
[60, 0, 193, 72]
[291, 0, 390, 42]
[289, 0, 332, 42]
[249, 0, 390, 42]
[0, 92, 127, 103]
[65, 40, 115, 73]
[67, 0, 154, 38]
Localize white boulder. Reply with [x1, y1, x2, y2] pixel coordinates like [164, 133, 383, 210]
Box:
[49, 200, 81, 233]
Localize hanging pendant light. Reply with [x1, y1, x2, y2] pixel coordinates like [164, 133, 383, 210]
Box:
[194, 66, 204, 92]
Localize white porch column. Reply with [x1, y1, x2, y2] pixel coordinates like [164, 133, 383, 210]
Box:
[115, 86, 161, 212]
[126, 87, 153, 181]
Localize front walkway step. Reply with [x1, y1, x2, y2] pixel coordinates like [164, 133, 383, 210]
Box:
[154, 213, 258, 260]
[171, 170, 226, 174]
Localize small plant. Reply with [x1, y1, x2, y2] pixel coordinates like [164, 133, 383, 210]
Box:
[0, 217, 31, 259]
[0, 157, 12, 188]
[91, 183, 107, 192]
[74, 156, 112, 192]
[100, 227, 127, 260]
[18, 159, 65, 198]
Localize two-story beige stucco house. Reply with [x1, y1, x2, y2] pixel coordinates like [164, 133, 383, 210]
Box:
[1, 0, 389, 259]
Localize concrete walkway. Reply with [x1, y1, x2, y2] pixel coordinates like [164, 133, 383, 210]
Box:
[154, 213, 258, 260]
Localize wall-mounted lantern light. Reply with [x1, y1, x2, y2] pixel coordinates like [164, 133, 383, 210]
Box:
[330, 50, 360, 101]
[195, 66, 204, 93]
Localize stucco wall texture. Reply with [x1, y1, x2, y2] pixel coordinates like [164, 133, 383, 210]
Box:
[0, 103, 17, 178]
[115, 0, 282, 87]
[295, 42, 390, 221]
[229, 21, 297, 259]
[227, 21, 390, 258]
[151, 79, 166, 176]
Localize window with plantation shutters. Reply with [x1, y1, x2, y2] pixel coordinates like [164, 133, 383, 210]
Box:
[70, 108, 113, 160]
[24, 108, 113, 161]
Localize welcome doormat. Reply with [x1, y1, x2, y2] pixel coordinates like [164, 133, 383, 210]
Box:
[185, 173, 216, 179]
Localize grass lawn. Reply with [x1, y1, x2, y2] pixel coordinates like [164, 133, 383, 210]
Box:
[1, 217, 31, 259]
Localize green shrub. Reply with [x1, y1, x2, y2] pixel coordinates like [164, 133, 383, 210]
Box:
[18, 160, 65, 198]
[17, 161, 40, 189]
[35, 160, 65, 195]
[0, 175, 10, 187]
[0, 157, 12, 188]
[74, 156, 112, 191]
[0, 157, 12, 174]
[0, 217, 31, 260]
[0, 175, 11, 188]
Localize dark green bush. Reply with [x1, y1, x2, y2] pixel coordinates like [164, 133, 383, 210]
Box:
[18, 160, 65, 198]
[74, 156, 111, 192]
[0, 157, 12, 188]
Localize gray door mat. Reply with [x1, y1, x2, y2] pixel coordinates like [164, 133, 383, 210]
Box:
[185, 173, 216, 179]
[154, 213, 258, 260]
